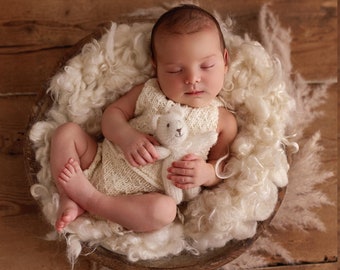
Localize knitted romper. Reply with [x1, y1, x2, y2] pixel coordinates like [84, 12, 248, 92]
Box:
[84, 78, 223, 196]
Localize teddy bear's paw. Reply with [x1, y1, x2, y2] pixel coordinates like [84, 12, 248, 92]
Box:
[154, 146, 171, 159]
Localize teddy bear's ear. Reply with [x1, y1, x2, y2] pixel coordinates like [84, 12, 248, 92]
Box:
[152, 115, 160, 130]
[170, 104, 185, 117]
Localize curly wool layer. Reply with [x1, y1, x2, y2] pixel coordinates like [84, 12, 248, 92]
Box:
[29, 7, 296, 263]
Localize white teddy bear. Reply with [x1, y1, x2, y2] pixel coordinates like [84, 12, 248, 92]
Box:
[152, 106, 218, 204]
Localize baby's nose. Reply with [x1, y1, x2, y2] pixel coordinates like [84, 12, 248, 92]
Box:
[184, 69, 201, 85]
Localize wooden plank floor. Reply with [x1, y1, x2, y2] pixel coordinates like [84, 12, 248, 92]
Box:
[0, 0, 337, 269]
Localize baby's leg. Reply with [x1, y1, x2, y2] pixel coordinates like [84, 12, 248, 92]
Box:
[50, 122, 97, 232]
[58, 159, 177, 232]
[58, 158, 99, 211]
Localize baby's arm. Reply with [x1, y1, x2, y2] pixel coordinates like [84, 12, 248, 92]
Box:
[102, 84, 159, 167]
[167, 107, 237, 189]
[203, 107, 237, 186]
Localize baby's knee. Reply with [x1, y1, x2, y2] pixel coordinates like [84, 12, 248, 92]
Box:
[52, 122, 82, 142]
[151, 194, 177, 227]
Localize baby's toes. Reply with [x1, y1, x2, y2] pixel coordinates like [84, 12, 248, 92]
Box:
[65, 163, 75, 174]
[58, 172, 69, 183]
[68, 158, 82, 173]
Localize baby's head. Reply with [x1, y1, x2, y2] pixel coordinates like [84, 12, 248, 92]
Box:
[151, 4, 226, 60]
[150, 5, 228, 108]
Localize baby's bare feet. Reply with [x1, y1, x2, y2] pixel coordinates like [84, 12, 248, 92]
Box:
[55, 195, 84, 232]
[58, 158, 98, 213]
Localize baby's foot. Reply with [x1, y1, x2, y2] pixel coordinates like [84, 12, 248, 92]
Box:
[58, 158, 98, 212]
[55, 195, 84, 232]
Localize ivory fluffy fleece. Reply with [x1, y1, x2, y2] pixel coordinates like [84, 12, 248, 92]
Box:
[29, 6, 297, 263]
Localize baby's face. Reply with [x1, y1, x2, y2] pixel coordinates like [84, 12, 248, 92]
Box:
[154, 27, 227, 108]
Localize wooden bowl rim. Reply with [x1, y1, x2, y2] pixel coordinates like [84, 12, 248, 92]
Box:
[23, 21, 286, 270]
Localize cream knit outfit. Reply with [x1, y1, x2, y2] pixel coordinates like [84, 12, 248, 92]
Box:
[84, 78, 223, 196]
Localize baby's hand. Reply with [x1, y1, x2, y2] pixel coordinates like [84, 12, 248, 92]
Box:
[118, 129, 159, 167]
[167, 154, 215, 189]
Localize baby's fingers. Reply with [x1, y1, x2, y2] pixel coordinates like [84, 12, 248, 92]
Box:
[144, 140, 159, 160]
[169, 176, 195, 190]
[126, 153, 140, 167]
[146, 134, 160, 146]
[167, 166, 194, 177]
[137, 145, 157, 163]
[127, 145, 158, 167]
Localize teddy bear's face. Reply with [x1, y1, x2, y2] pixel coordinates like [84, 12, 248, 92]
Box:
[154, 113, 188, 147]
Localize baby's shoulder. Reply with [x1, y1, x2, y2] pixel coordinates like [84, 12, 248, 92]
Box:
[217, 107, 237, 140]
[218, 106, 235, 119]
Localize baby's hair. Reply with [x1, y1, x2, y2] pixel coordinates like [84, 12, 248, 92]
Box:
[150, 4, 226, 60]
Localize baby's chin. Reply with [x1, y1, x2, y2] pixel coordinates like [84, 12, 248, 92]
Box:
[181, 95, 215, 108]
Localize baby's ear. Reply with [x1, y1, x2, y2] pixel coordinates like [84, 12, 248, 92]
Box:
[224, 49, 229, 72]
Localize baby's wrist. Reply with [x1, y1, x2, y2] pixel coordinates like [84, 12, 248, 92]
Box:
[202, 163, 219, 187]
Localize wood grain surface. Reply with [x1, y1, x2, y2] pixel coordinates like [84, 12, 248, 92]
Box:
[0, 0, 337, 269]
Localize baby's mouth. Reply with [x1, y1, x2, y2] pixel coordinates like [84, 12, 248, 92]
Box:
[185, 90, 204, 96]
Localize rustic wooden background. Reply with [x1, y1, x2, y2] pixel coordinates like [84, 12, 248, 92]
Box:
[0, 0, 337, 269]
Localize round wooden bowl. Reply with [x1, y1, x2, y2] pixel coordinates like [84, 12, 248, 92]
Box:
[23, 23, 286, 270]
